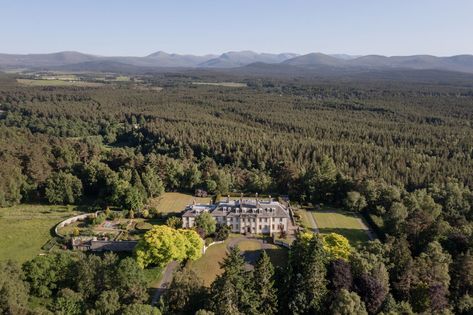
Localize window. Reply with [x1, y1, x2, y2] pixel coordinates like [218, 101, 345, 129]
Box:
[280, 218, 283, 223]
[265, 218, 268, 223]
[259, 225, 261, 229]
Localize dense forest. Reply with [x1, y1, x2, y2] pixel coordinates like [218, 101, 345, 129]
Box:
[1, 72, 473, 314]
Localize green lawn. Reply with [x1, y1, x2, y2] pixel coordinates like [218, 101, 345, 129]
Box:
[189, 238, 288, 286]
[190, 242, 228, 286]
[149, 192, 211, 214]
[311, 208, 370, 245]
[0, 204, 82, 262]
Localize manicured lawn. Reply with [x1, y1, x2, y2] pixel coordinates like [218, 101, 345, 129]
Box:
[190, 242, 228, 286]
[0, 204, 82, 262]
[149, 192, 211, 214]
[311, 208, 370, 245]
[189, 238, 288, 287]
[237, 240, 262, 251]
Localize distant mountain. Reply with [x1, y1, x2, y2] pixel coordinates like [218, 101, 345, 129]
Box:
[1, 50, 473, 75]
[143, 51, 217, 67]
[283, 53, 473, 73]
[0, 51, 98, 67]
[282, 53, 347, 67]
[199, 51, 299, 68]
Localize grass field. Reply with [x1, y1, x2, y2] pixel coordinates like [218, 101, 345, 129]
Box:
[17, 79, 104, 87]
[192, 82, 247, 87]
[311, 208, 370, 244]
[149, 192, 211, 214]
[0, 204, 82, 262]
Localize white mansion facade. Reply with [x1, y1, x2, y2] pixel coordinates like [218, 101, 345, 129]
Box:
[182, 195, 290, 235]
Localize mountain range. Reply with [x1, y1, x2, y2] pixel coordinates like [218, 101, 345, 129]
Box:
[1, 50, 473, 74]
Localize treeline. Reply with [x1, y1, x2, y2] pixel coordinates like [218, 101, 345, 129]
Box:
[160, 232, 472, 315]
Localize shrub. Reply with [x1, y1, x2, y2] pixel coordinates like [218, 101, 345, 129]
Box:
[135, 222, 153, 231]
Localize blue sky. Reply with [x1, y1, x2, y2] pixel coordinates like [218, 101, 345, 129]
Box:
[1, 0, 471, 56]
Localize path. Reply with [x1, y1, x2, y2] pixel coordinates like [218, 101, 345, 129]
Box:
[306, 211, 319, 233]
[151, 261, 179, 306]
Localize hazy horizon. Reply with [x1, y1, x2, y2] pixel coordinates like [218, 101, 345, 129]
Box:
[1, 0, 472, 57]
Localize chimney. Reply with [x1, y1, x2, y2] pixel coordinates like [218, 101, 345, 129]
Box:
[268, 195, 272, 202]
[227, 195, 230, 202]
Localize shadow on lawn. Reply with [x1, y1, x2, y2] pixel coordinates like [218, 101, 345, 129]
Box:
[239, 247, 288, 269]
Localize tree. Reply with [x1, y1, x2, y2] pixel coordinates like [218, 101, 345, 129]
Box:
[115, 258, 148, 304]
[284, 233, 328, 314]
[45, 171, 83, 204]
[123, 186, 145, 211]
[0, 260, 30, 315]
[54, 288, 84, 315]
[23, 251, 76, 298]
[141, 166, 165, 198]
[195, 212, 216, 236]
[195, 310, 215, 315]
[254, 251, 278, 315]
[214, 224, 231, 241]
[410, 241, 452, 313]
[328, 259, 353, 292]
[210, 247, 257, 315]
[344, 191, 367, 212]
[330, 289, 368, 315]
[354, 273, 387, 314]
[94, 290, 121, 315]
[121, 304, 162, 315]
[166, 216, 182, 229]
[135, 226, 201, 268]
[383, 202, 407, 236]
[322, 233, 351, 261]
[162, 267, 207, 314]
[180, 229, 204, 261]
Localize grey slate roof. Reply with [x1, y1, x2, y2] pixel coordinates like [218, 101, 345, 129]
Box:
[182, 199, 290, 219]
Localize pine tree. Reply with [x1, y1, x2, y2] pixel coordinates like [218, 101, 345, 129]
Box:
[284, 234, 328, 314]
[254, 251, 278, 315]
[210, 247, 257, 315]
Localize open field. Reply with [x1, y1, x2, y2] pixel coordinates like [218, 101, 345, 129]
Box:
[0, 204, 82, 262]
[311, 208, 370, 245]
[192, 82, 247, 87]
[17, 78, 104, 87]
[149, 192, 211, 214]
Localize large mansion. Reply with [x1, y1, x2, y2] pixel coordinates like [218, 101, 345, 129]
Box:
[182, 195, 290, 235]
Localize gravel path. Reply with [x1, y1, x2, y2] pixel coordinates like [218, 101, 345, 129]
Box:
[151, 260, 179, 306]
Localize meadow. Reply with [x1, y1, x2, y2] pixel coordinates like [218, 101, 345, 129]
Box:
[17, 78, 104, 87]
[0, 204, 82, 262]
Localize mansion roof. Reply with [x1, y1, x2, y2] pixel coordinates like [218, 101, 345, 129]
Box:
[182, 198, 290, 218]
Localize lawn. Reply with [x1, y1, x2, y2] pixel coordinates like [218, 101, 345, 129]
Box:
[311, 208, 370, 245]
[149, 192, 211, 214]
[189, 238, 288, 286]
[0, 204, 82, 262]
[190, 242, 228, 286]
